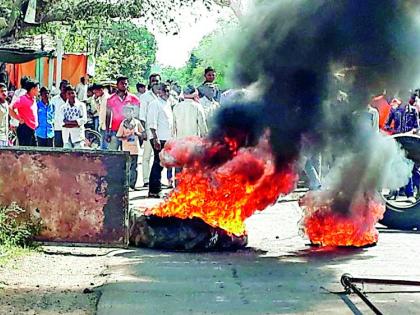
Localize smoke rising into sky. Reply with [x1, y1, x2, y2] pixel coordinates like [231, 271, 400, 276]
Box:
[213, 0, 420, 213]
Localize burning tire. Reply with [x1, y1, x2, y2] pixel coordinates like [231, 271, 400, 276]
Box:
[380, 134, 420, 230]
[129, 214, 248, 251]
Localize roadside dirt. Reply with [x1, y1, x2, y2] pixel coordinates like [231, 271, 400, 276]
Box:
[0, 246, 126, 315]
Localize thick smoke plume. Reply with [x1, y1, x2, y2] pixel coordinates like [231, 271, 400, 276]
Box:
[212, 0, 420, 214]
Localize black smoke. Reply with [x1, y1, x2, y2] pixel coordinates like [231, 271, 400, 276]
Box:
[211, 0, 419, 213]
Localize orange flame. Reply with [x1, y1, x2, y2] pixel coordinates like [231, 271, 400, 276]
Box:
[149, 136, 297, 236]
[300, 191, 385, 247]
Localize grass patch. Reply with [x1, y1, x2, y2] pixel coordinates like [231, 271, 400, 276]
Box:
[0, 203, 43, 266]
[0, 245, 34, 266]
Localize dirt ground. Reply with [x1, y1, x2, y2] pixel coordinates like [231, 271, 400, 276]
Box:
[0, 188, 307, 315]
[0, 246, 127, 315]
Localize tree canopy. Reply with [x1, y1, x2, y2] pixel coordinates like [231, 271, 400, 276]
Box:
[0, 0, 238, 41]
[0, 0, 244, 84]
[25, 18, 157, 82]
[160, 22, 236, 89]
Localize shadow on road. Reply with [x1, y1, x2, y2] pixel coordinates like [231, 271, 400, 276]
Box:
[97, 246, 366, 314]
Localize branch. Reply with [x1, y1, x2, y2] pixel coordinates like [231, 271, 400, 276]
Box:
[39, 0, 143, 24]
[0, 0, 25, 39]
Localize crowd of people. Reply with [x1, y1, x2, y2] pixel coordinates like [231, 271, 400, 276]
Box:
[3, 64, 420, 199]
[299, 89, 420, 198]
[379, 91, 420, 201]
[0, 67, 223, 198]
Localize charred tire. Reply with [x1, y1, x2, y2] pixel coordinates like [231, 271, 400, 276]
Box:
[379, 135, 420, 230]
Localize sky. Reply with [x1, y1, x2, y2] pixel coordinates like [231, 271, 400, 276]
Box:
[152, 3, 235, 68]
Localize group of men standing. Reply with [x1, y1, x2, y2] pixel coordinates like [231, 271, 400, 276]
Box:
[0, 77, 88, 149]
[89, 67, 220, 198]
[127, 68, 220, 197]
[0, 66, 222, 198]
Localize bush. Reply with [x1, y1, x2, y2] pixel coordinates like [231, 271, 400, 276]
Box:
[0, 203, 43, 247]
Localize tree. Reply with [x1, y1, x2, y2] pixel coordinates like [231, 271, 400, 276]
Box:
[94, 21, 157, 82]
[28, 19, 157, 82]
[0, 0, 243, 41]
[160, 22, 237, 89]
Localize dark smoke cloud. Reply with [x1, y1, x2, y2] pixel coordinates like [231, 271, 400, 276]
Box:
[211, 0, 419, 213]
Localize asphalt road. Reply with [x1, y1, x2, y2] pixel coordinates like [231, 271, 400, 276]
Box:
[96, 191, 420, 315]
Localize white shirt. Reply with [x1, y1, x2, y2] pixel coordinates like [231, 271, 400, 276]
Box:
[11, 88, 26, 104]
[76, 83, 88, 101]
[173, 99, 208, 139]
[0, 101, 9, 142]
[10, 88, 26, 127]
[139, 90, 159, 138]
[61, 100, 87, 143]
[147, 98, 173, 141]
[51, 94, 67, 131]
[94, 91, 110, 131]
[200, 97, 220, 129]
[50, 85, 60, 97]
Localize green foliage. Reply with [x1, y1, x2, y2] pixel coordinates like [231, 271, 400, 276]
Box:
[160, 23, 236, 89]
[94, 21, 157, 82]
[0, 203, 43, 247]
[27, 19, 157, 83]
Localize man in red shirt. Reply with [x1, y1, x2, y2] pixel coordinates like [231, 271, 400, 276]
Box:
[105, 76, 140, 150]
[9, 79, 39, 146]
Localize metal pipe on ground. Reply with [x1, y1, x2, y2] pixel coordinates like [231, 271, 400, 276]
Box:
[340, 274, 420, 315]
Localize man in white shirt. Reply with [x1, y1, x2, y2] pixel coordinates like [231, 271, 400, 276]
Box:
[136, 82, 146, 99]
[62, 85, 87, 149]
[173, 85, 208, 139]
[139, 74, 160, 187]
[0, 83, 9, 146]
[199, 83, 220, 130]
[51, 80, 69, 147]
[76, 77, 88, 101]
[92, 83, 110, 149]
[9, 76, 29, 130]
[147, 83, 173, 198]
[50, 82, 60, 97]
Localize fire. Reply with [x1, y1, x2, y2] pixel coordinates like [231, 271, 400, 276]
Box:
[149, 135, 297, 236]
[300, 191, 386, 247]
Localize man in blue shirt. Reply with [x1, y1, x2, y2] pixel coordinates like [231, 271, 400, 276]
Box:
[36, 87, 55, 147]
[385, 97, 419, 201]
[385, 97, 418, 134]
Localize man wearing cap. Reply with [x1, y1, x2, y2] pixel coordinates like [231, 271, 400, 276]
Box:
[92, 83, 111, 149]
[105, 76, 140, 150]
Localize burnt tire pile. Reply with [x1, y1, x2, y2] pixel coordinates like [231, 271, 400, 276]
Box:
[129, 214, 248, 251]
